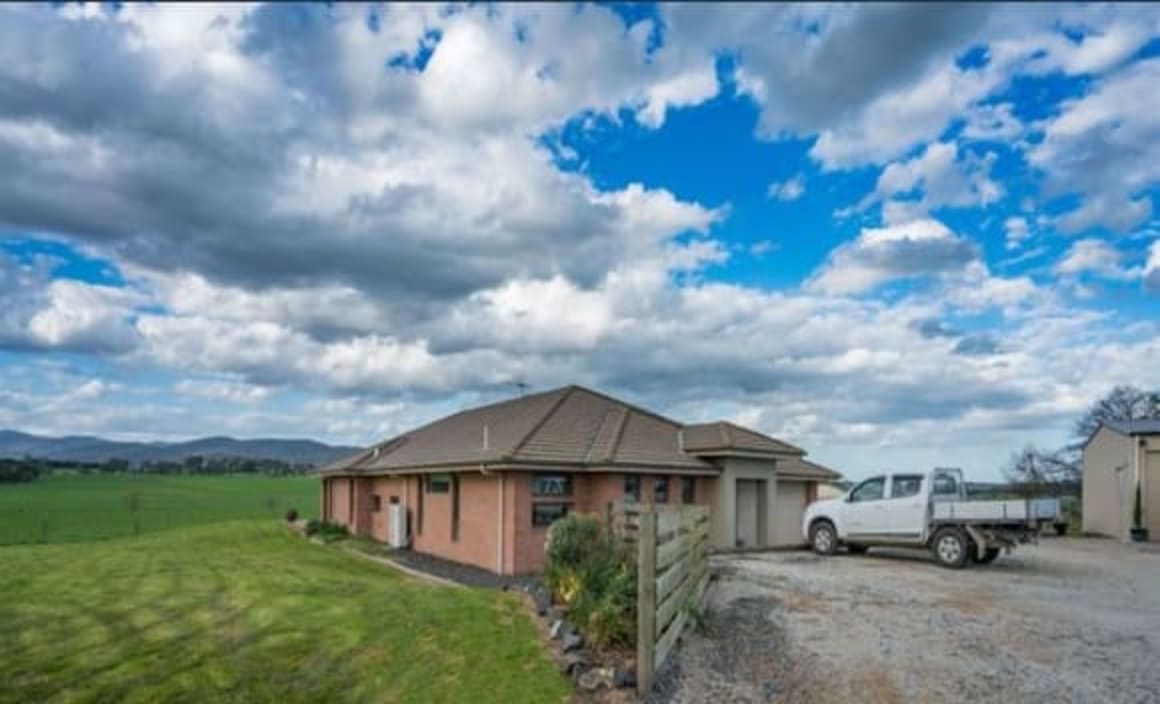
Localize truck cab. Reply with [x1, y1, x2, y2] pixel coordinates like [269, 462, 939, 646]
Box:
[803, 468, 1037, 568]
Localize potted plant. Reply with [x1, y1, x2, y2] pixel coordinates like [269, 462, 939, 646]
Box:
[1130, 484, 1149, 542]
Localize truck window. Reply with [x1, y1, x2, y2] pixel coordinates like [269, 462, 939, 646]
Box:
[850, 477, 885, 503]
[891, 474, 923, 498]
[932, 473, 958, 496]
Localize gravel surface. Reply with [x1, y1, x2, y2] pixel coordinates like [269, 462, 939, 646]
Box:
[655, 539, 1160, 704]
[389, 549, 540, 591]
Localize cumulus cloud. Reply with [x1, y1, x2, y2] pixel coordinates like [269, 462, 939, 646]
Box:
[806, 219, 979, 295]
[871, 141, 1003, 221]
[767, 175, 805, 201]
[1146, 240, 1160, 293]
[1030, 58, 1160, 235]
[1055, 238, 1138, 280]
[1004, 216, 1031, 251]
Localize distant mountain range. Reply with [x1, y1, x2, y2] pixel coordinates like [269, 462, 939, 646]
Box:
[0, 429, 360, 466]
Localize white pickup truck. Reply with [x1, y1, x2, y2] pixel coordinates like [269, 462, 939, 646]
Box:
[802, 468, 1040, 568]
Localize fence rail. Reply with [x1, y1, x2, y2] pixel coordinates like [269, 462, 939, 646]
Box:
[609, 503, 710, 694]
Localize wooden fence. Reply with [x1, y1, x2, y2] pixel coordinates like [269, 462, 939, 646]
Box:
[609, 503, 711, 694]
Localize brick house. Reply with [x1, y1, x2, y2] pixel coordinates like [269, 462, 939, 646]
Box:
[320, 385, 840, 575]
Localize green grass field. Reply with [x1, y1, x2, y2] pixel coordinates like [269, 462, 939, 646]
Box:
[0, 474, 319, 544]
[0, 520, 569, 703]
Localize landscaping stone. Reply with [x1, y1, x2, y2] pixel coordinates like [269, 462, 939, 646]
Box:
[578, 667, 615, 691]
[613, 667, 637, 689]
[561, 653, 588, 676]
[562, 632, 583, 652]
[532, 589, 551, 617]
[549, 619, 565, 640]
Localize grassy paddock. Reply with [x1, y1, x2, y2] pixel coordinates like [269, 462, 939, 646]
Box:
[0, 521, 569, 703]
[0, 474, 318, 545]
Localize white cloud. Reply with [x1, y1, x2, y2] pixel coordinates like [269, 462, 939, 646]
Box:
[871, 141, 1003, 220]
[1004, 216, 1031, 251]
[1056, 238, 1139, 281]
[806, 219, 979, 295]
[1030, 58, 1160, 234]
[767, 175, 805, 201]
[175, 378, 272, 403]
[1145, 240, 1160, 293]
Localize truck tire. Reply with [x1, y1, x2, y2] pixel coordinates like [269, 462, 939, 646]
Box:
[847, 544, 869, 555]
[930, 527, 970, 569]
[974, 547, 1000, 564]
[810, 520, 838, 556]
[1054, 522, 1068, 537]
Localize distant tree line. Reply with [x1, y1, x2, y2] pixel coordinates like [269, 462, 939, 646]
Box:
[0, 455, 318, 482]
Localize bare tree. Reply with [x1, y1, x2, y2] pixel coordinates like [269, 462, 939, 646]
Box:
[1004, 445, 1079, 494]
[1072, 385, 1160, 445]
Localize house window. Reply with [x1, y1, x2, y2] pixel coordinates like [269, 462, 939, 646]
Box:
[451, 475, 460, 542]
[427, 474, 451, 493]
[532, 502, 569, 527]
[533, 474, 572, 497]
[681, 477, 696, 505]
[371, 494, 382, 512]
[654, 477, 669, 503]
[624, 475, 641, 502]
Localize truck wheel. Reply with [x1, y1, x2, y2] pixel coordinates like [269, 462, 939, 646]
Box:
[1054, 523, 1068, 537]
[847, 544, 869, 555]
[930, 527, 970, 569]
[974, 547, 1000, 564]
[810, 521, 838, 556]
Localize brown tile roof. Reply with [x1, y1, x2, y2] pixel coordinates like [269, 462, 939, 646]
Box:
[681, 421, 805, 456]
[324, 385, 820, 476]
[777, 457, 842, 481]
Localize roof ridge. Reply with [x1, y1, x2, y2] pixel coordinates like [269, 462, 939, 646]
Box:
[566, 385, 685, 429]
[506, 386, 575, 459]
[605, 406, 631, 462]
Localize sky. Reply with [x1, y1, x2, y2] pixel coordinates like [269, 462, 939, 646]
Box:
[1, 2, 1158, 481]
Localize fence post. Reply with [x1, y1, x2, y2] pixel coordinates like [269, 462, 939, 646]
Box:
[637, 506, 657, 695]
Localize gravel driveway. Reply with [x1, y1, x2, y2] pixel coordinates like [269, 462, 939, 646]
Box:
[653, 539, 1160, 704]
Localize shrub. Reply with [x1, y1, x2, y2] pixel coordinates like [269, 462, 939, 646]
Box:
[304, 519, 349, 542]
[544, 514, 636, 649]
[285, 508, 299, 523]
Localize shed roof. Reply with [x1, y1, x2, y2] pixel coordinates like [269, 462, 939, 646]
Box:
[1101, 419, 1160, 436]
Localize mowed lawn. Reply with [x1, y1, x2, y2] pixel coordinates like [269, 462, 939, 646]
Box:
[0, 474, 319, 544]
[0, 521, 569, 703]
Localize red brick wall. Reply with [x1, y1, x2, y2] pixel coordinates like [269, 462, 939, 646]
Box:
[327, 477, 353, 526]
[327, 470, 712, 575]
[411, 472, 502, 573]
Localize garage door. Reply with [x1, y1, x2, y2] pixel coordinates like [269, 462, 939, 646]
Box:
[772, 481, 807, 547]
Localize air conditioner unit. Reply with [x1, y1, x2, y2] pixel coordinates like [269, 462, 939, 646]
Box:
[388, 501, 408, 548]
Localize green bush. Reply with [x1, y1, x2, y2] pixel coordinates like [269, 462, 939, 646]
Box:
[304, 519, 349, 542]
[544, 514, 636, 649]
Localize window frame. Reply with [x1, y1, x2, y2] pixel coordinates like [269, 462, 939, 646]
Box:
[681, 476, 696, 505]
[531, 502, 570, 527]
[427, 474, 451, 494]
[849, 476, 886, 503]
[890, 474, 923, 499]
[654, 476, 669, 504]
[624, 475, 641, 503]
[371, 494, 382, 512]
[532, 474, 573, 498]
[932, 472, 959, 497]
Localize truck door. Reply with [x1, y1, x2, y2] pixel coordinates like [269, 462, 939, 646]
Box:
[844, 476, 888, 536]
[884, 474, 925, 539]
